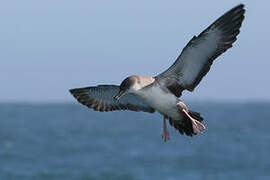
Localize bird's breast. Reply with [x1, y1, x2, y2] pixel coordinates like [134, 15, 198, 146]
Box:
[137, 85, 180, 119]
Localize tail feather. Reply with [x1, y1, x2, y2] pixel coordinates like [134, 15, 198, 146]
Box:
[189, 110, 204, 122]
[169, 110, 204, 137]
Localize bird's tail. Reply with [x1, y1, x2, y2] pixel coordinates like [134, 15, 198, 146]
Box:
[169, 110, 204, 136]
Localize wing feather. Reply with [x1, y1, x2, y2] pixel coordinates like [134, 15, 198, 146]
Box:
[69, 85, 155, 113]
[156, 4, 245, 97]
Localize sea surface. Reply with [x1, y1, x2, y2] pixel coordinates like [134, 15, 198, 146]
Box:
[0, 102, 269, 180]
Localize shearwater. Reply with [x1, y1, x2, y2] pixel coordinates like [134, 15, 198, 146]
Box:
[70, 4, 245, 141]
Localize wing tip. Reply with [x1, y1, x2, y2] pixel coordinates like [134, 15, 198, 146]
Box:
[236, 4, 244, 8]
[230, 4, 245, 13]
[69, 88, 75, 95]
[69, 87, 85, 95]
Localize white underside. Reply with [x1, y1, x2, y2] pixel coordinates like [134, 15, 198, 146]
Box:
[136, 85, 182, 120]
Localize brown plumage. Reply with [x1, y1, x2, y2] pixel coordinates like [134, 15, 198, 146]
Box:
[156, 4, 245, 97]
[69, 4, 245, 141]
[169, 110, 204, 136]
[70, 85, 155, 113]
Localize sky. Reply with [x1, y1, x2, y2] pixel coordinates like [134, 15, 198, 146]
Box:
[1, 0, 269, 102]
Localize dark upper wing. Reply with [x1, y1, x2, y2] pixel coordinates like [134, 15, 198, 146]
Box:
[69, 85, 155, 113]
[155, 4, 245, 97]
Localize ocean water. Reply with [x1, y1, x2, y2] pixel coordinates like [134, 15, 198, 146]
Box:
[0, 102, 269, 180]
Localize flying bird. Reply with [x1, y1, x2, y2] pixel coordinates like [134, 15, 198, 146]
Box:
[70, 4, 245, 141]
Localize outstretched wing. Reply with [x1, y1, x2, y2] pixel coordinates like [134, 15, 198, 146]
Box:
[69, 85, 155, 113]
[155, 4, 245, 97]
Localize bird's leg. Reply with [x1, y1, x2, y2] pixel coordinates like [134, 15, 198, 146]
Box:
[162, 116, 170, 142]
[182, 109, 205, 134]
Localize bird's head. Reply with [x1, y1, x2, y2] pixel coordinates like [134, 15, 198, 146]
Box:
[114, 76, 138, 101]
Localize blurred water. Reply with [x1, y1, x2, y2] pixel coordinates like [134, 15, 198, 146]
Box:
[0, 102, 269, 180]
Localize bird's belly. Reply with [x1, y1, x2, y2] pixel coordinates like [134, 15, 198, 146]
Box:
[138, 87, 180, 119]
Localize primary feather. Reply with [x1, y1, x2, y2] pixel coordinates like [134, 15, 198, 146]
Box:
[156, 4, 245, 97]
[70, 85, 155, 113]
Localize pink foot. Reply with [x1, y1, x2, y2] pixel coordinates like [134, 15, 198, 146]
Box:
[182, 109, 205, 134]
[162, 117, 170, 142]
